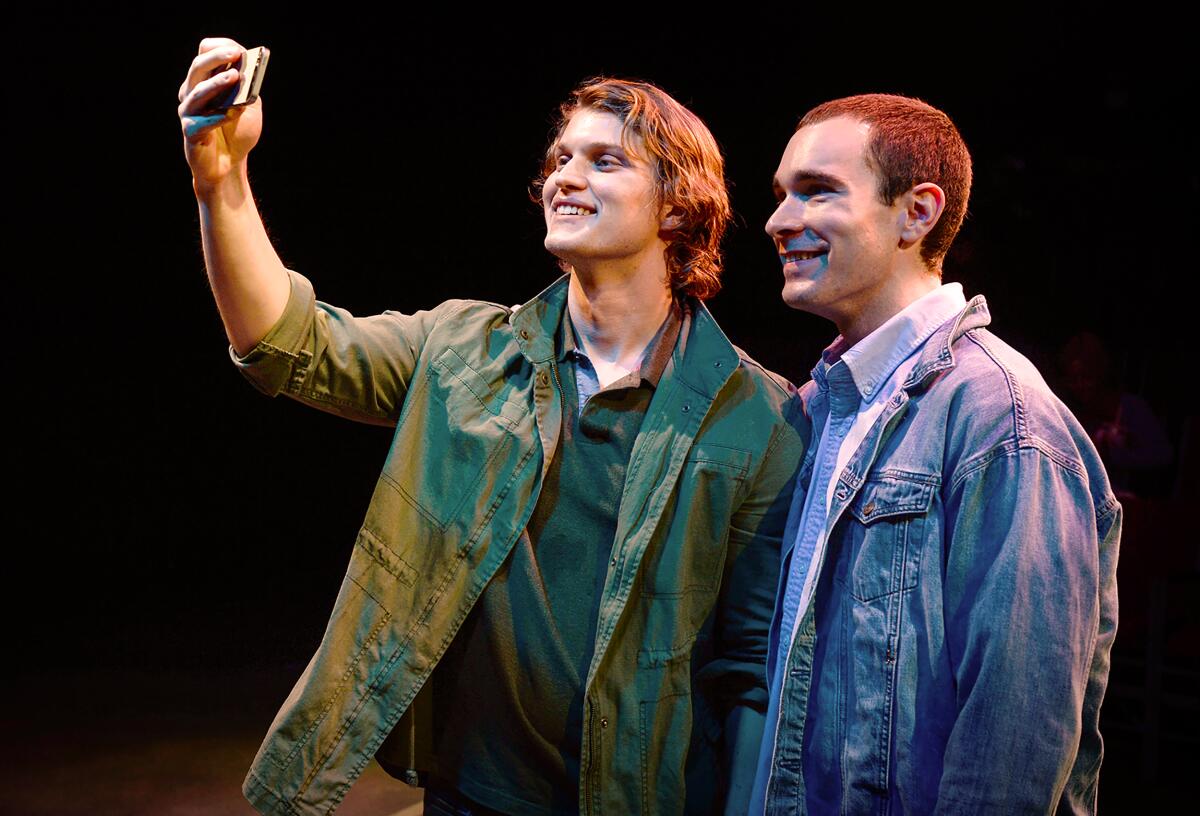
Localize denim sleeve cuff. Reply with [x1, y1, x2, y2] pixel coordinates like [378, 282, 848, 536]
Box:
[228, 269, 318, 396]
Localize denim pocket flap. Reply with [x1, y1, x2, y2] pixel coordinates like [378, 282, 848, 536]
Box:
[848, 475, 935, 524]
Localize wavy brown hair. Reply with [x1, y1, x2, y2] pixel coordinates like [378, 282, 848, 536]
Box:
[535, 78, 732, 300]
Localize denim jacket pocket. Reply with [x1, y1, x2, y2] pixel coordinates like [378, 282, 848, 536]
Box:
[842, 472, 936, 603]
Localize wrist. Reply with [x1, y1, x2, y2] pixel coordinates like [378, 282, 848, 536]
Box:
[194, 164, 252, 209]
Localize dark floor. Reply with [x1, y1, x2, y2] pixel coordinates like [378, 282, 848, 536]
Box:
[2, 667, 422, 816]
[3, 651, 1193, 814]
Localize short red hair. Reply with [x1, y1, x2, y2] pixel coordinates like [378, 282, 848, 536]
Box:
[798, 94, 972, 271]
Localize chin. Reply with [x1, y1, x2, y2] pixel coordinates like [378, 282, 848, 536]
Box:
[544, 228, 582, 251]
[780, 280, 817, 312]
[543, 236, 571, 259]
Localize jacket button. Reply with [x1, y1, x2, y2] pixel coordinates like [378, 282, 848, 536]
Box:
[681, 403, 690, 413]
[713, 360, 723, 369]
[520, 329, 531, 340]
[600, 717, 609, 729]
[863, 500, 876, 515]
[537, 371, 548, 387]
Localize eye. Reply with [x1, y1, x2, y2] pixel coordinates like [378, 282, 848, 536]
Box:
[595, 154, 622, 169]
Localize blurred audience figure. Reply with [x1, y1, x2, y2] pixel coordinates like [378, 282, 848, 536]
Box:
[1059, 331, 1173, 497]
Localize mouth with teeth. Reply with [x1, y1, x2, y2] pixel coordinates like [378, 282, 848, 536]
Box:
[781, 248, 829, 264]
[555, 204, 596, 216]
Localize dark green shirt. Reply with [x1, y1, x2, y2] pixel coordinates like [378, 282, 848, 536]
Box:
[430, 302, 684, 815]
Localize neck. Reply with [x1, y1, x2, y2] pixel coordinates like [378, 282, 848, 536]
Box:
[838, 263, 941, 347]
[566, 261, 673, 370]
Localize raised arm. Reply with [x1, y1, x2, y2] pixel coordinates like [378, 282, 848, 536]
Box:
[177, 37, 289, 355]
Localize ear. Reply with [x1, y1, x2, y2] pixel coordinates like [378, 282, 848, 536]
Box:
[898, 182, 946, 248]
[660, 202, 685, 233]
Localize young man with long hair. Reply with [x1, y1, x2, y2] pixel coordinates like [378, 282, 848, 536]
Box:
[178, 39, 802, 815]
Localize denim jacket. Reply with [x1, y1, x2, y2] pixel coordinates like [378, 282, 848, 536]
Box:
[761, 296, 1120, 815]
[231, 270, 805, 815]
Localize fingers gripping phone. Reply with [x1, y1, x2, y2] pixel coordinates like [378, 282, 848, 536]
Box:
[210, 46, 270, 110]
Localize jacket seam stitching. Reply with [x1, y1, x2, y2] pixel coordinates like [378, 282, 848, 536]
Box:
[245, 768, 301, 814]
[964, 329, 1029, 442]
[288, 388, 392, 421]
[288, 588, 393, 786]
[949, 437, 1089, 494]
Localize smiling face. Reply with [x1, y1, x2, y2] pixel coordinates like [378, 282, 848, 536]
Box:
[767, 116, 909, 337]
[542, 109, 671, 275]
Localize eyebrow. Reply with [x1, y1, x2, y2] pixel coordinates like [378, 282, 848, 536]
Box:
[772, 169, 845, 196]
[554, 140, 629, 155]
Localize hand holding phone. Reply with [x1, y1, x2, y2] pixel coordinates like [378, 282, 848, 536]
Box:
[178, 39, 270, 192]
[208, 46, 270, 111]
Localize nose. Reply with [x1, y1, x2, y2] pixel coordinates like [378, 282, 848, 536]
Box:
[765, 197, 803, 241]
[551, 155, 587, 195]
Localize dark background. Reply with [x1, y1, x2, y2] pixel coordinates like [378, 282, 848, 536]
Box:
[8, 9, 1195, 812]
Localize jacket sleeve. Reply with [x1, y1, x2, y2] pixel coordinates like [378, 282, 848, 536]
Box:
[936, 444, 1121, 814]
[230, 269, 454, 426]
[703, 394, 805, 815]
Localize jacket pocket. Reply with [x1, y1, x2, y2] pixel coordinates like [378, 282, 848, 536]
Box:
[381, 346, 523, 531]
[841, 471, 936, 603]
[636, 645, 695, 814]
[640, 443, 750, 598]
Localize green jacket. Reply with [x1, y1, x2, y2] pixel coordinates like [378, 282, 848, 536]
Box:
[235, 270, 805, 815]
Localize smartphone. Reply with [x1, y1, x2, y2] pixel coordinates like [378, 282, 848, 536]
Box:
[210, 46, 270, 110]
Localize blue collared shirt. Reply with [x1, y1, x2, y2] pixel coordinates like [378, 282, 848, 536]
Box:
[751, 283, 967, 811]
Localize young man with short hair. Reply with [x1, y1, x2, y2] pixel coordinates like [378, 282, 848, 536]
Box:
[178, 40, 803, 816]
[752, 94, 1120, 814]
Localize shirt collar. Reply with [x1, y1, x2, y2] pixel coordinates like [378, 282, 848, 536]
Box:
[817, 283, 967, 402]
[561, 297, 685, 389]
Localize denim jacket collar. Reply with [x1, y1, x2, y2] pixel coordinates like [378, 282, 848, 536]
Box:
[904, 294, 991, 392]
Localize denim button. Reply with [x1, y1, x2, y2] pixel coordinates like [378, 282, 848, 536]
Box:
[600, 717, 609, 729]
[537, 371, 548, 387]
[864, 500, 876, 515]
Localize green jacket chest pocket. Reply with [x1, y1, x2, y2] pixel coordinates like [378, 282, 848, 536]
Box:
[839, 472, 936, 603]
[383, 346, 527, 531]
[639, 443, 751, 598]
